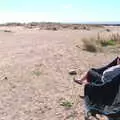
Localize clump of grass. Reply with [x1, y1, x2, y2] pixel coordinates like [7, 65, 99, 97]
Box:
[60, 100, 73, 109]
[82, 33, 120, 52]
[4, 30, 12, 32]
[111, 33, 120, 42]
[82, 25, 90, 30]
[46, 27, 58, 31]
[52, 27, 57, 31]
[99, 39, 116, 46]
[106, 29, 111, 32]
[82, 38, 101, 52]
[73, 26, 79, 30]
[99, 33, 120, 46]
[33, 70, 41, 76]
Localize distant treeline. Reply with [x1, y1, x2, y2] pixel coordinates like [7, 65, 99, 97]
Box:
[1, 22, 119, 31]
[0, 22, 102, 26]
[102, 24, 120, 26]
[0, 22, 120, 26]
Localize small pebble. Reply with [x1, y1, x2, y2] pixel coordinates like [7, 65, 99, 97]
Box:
[69, 70, 77, 75]
[4, 77, 8, 80]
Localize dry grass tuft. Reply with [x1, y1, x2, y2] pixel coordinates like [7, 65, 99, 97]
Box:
[82, 33, 120, 52]
[52, 27, 57, 31]
[106, 29, 111, 32]
[111, 33, 120, 42]
[82, 38, 101, 52]
[4, 30, 12, 32]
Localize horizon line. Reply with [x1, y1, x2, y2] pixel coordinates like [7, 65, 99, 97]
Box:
[0, 21, 120, 25]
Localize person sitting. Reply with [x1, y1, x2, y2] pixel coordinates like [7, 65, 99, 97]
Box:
[74, 57, 120, 85]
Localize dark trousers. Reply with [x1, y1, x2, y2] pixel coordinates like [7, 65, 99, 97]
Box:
[87, 57, 118, 84]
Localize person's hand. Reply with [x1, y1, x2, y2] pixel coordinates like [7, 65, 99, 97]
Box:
[117, 57, 120, 65]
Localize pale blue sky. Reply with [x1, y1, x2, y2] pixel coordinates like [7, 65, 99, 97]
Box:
[0, 0, 120, 23]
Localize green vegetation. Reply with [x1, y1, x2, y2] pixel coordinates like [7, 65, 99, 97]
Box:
[99, 39, 116, 46]
[82, 33, 120, 52]
[33, 70, 41, 76]
[60, 100, 73, 109]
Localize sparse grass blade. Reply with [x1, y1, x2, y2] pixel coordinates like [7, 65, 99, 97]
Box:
[60, 100, 73, 109]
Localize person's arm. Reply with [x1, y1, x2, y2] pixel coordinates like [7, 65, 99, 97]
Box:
[93, 57, 119, 75]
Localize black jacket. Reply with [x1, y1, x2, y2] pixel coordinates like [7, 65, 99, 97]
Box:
[85, 57, 120, 117]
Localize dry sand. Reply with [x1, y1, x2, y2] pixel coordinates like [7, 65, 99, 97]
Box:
[0, 26, 119, 120]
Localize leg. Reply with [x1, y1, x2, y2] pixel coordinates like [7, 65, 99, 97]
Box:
[87, 69, 102, 84]
[74, 72, 88, 85]
[74, 69, 102, 85]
